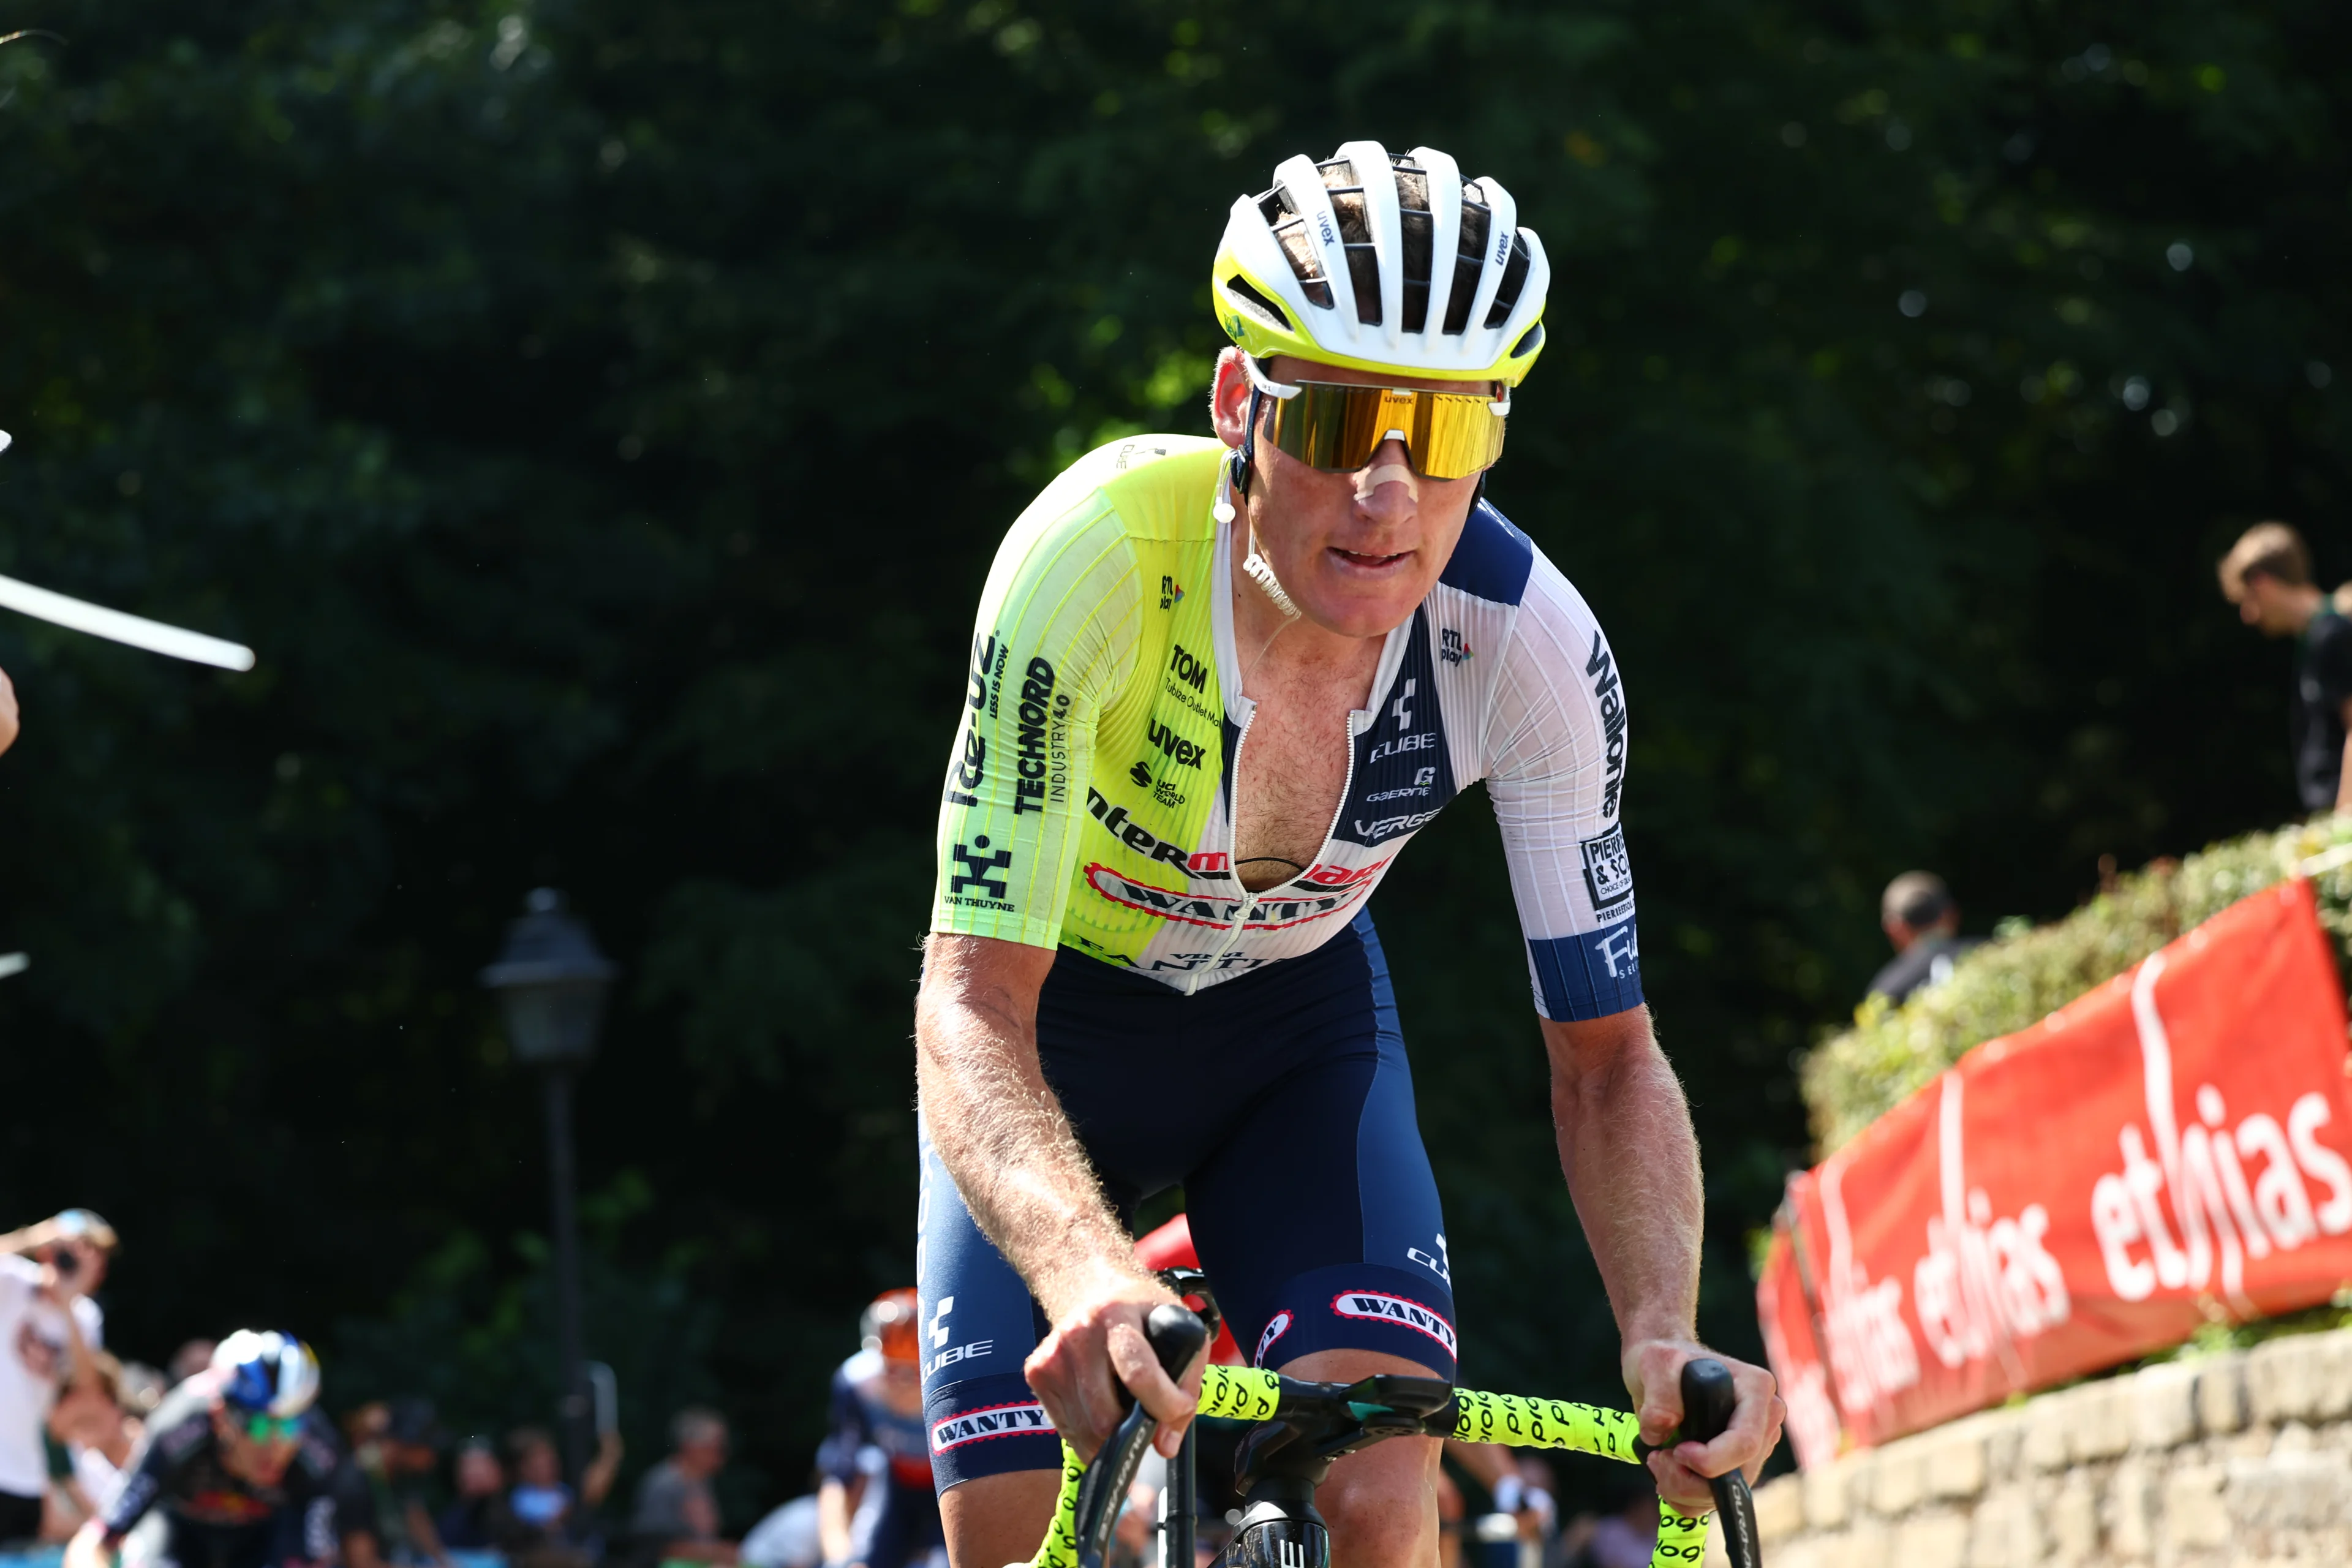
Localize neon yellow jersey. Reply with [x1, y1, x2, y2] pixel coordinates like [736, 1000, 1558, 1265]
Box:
[930, 436, 1645, 1019]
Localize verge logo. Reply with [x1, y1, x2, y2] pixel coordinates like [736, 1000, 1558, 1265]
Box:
[929, 1403, 1049, 1453]
[1330, 1291, 1457, 1357]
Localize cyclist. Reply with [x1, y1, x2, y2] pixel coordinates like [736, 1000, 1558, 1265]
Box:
[816, 1291, 940, 1568]
[914, 139, 1784, 1568]
[64, 1330, 370, 1568]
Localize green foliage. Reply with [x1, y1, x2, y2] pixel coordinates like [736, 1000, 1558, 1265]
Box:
[0, 0, 2348, 1499]
[1803, 816, 2352, 1155]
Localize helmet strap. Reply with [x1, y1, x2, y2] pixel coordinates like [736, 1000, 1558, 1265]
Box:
[1217, 387, 1300, 621]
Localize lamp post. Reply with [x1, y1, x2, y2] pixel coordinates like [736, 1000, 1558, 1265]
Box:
[481, 888, 616, 1490]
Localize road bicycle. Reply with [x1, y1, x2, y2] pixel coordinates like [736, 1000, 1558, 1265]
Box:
[1025, 1295, 1761, 1568]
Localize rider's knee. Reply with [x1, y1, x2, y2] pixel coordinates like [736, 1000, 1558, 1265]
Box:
[1315, 1441, 1437, 1546]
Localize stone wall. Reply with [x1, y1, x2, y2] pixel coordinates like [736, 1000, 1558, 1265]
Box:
[1744, 1325, 2352, 1567]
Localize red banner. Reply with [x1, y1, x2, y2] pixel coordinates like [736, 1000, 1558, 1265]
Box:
[1758, 880, 2352, 1464]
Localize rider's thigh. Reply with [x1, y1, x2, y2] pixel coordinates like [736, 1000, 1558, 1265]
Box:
[938, 1469, 1060, 1568]
[1276, 1348, 1443, 1568]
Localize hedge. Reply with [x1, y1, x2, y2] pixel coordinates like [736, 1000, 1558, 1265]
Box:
[1799, 817, 2352, 1158]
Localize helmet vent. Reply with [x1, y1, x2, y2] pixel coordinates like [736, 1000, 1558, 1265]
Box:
[1483, 233, 1534, 329]
[1224, 274, 1294, 332]
[1444, 190, 1493, 336]
[1394, 158, 1434, 333]
[1510, 322, 1544, 358]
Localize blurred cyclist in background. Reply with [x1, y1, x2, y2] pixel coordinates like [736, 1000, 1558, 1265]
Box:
[64, 1330, 371, 1568]
[817, 1291, 938, 1568]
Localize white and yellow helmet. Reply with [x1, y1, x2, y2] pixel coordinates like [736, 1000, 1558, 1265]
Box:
[1211, 140, 1550, 386]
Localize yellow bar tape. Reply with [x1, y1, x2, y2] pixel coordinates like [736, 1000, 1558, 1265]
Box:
[1448, 1387, 1642, 1461]
[1197, 1365, 1280, 1421]
[1030, 1440, 1085, 1568]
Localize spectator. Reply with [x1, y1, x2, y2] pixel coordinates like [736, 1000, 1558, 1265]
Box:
[738, 1491, 823, 1568]
[2218, 521, 2352, 813]
[437, 1439, 505, 1553]
[1868, 872, 1981, 1005]
[347, 1398, 450, 1568]
[44, 1352, 145, 1534]
[0, 1212, 115, 1546]
[1566, 1474, 1656, 1568]
[631, 1409, 737, 1566]
[501, 1425, 622, 1568]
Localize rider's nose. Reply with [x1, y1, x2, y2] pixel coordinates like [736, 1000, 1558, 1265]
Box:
[1352, 437, 1419, 517]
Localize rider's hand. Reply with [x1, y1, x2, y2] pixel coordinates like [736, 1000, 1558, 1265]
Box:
[1025, 1264, 1201, 1461]
[1623, 1338, 1785, 1512]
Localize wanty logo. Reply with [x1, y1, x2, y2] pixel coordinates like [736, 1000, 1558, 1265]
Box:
[1330, 1291, 1457, 1357]
[929, 1402, 1048, 1454]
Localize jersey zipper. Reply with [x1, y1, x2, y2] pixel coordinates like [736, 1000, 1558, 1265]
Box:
[1187, 704, 1365, 993]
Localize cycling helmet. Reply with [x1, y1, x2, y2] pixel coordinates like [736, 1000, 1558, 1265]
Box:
[1211, 140, 1550, 386]
[211, 1330, 321, 1418]
[859, 1289, 921, 1365]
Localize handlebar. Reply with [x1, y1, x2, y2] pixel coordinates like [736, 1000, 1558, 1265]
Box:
[1042, 1309, 1761, 1568]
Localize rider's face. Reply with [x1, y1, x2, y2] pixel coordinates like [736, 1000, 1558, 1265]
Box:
[211, 1405, 301, 1485]
[1211, 349, 1494, 639]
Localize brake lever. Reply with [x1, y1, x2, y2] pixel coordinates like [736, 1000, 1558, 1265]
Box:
[1675, 1359, 1760, 1568]
[1072, 1305, 1207, 1568]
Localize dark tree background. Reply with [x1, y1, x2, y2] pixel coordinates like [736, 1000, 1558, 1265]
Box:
[0, 0, 2343, 1510]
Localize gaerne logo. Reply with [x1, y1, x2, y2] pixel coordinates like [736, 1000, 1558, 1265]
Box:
[1255, 1310, 1293, 1368]
[930, 1402, 1049, 1453]
[1330, 1292, 1457, 1357]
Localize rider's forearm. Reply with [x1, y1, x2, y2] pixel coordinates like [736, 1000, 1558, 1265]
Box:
[1540, 1009, 1702, 1346]
[915, 936, 1155, 1319]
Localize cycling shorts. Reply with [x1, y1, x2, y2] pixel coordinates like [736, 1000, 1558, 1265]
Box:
[916, 910, 1458, 1488]
[850, 1478, 942, 1568]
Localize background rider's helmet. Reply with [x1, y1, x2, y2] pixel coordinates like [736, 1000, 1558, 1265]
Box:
[1211, 140, 1550, 387]
[859, 1288, 921, 1365]
[211, 1330, 322, 1418]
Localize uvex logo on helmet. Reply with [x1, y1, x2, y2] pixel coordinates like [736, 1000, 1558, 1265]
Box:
[1210, 141, 1550, 388]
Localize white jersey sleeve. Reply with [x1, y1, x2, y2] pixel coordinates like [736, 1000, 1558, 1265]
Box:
[1480, 548, 1643, 1020]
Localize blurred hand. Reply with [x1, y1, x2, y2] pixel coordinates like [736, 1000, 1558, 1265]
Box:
[1623, 1338, 1784, 1513]
[1025, 1266, 1199, 1461]
[0, 665, 17, 756]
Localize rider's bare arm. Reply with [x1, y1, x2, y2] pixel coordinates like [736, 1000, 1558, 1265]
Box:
[1540, 1008, 1783, 1506]
[914, 933, 1197, 1459]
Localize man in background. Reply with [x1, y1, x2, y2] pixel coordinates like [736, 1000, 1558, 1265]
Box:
[2218, 521, 2352, 814]
[630, 1409, 736, 1566]
[0, 1212, 115, 1544]
[1868, 873, 1980, 1005]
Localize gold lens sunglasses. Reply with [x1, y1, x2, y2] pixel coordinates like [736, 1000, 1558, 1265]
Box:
[1242, 357, 1510, 482]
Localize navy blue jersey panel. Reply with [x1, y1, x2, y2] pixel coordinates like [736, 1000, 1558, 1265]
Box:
[1437, 500, 1536, 605]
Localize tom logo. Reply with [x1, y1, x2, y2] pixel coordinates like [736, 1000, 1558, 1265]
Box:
[949, 837, 1012, 901]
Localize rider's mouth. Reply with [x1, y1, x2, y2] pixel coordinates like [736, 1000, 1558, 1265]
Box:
[1330, 548, 1411, 571]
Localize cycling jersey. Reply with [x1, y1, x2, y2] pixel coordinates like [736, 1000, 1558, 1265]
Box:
[929, 437, 1642, 1021]
[104, 1382, 368, 1568]
[818, 1352, 940, 1568]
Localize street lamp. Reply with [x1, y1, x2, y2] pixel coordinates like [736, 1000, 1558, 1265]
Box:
[482, 888, 616, 1489]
